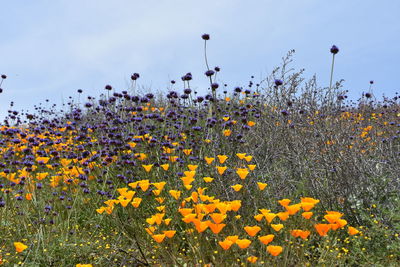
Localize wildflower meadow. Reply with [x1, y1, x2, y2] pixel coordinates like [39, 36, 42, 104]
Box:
[0, 35, 399, 266]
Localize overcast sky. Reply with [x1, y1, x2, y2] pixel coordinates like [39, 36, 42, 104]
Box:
[1, 0, 399, 119]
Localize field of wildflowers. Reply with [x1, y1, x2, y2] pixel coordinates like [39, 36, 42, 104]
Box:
[0, 35, 399, 266]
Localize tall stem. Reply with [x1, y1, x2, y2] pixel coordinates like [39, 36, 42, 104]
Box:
[329, 54, 335, 92]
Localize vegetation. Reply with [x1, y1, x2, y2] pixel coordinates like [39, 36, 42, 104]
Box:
[0, 35, 399, 266]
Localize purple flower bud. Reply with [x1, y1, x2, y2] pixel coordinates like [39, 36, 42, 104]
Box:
[131, 73, 140, 80]
[330, 45, 339, 54]
[205, 70, 215, 77]
[274, 79, 283, 86]
[202, 34, 210, 40]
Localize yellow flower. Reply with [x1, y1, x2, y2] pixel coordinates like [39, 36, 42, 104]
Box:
[247, 256, 258, 263]
[181, 176, 195, 185]
[160, 164, 169, 171]
[169, 190, 181, 200]
[203, 177, 214, 183]
[223, 129, 232, 136]
[183, 149, 192, 155]
[278, 199, 291, 207]
[231, 184, 243, 192]
[187, 164, 198, 171]
[142, 164, 153, 173]
[236, 153, 247, 159]
[257, 182, 268, 190]
[216, 166, 227, 175]
[247, 165, 256, 171]
[204, 157, 215, 165]
[271, 224, 284, 232]
[152, 182, 166, 191]
[217, 155, 228, 164]
[14, 242, 28, 253]
[76, 264, 93, 267]
[236, 168, 249, 179]
[254, 214, 264, 222]
[244, 155, 253, 162]
[131, 198, 142, 208]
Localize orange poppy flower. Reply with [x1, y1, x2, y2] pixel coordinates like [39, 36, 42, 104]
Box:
[223, 129, 232, 137]
[257, 182, 268, 190]
[236, 239, 252, 249]
[14, 242, 28, 253]
[264, 213, 277, 223]
[254, 214, 264, 222]
[187, 164, 198, 171]
[226, 235, 239, 243]
[210, 213, 227, 224]
[163, 230, 176, 238]
[142, 164, 153, 172]
[152, 182, 166, 191]
[218, 239, 233, 250]
[247, 256, 258, 263]
[216, 166, 227, 175]
[217, 155, 228, 164]
[348, 226, 360, 235]
[244, 226, 261, 237]
[231, 184, 243, 191]
[271, 224, 284, 232]
[204, 157, 215, 165]
[278, 199, 291, 207]
[193, 220, 209, 233]
[244, 156, 253, 162]
[302, 212, 313, 220]
[247, 121, 256, 127]
[203, 177, 214, 183]
[169, 190, 181, 200]
[160, 164, 169, 171]
[277, 212, 290, 221]
[183, 149, 192, 155]
[230, 200, 242, 211]
[285, 204, 302, 215]
[267, 245, 283, 256]
[181, 176, 195, 185]
[236, 153, 247, 159]
[258, 234, 274, 245]
[131, 198, 142, 208]
[152, 234, 166, 243]
[236, 168, 249, 179]
[208, 223, 226, 234]
[315, 224, 331, 236]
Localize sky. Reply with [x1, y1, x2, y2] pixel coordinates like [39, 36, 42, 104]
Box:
[1, 0, 399, 120]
